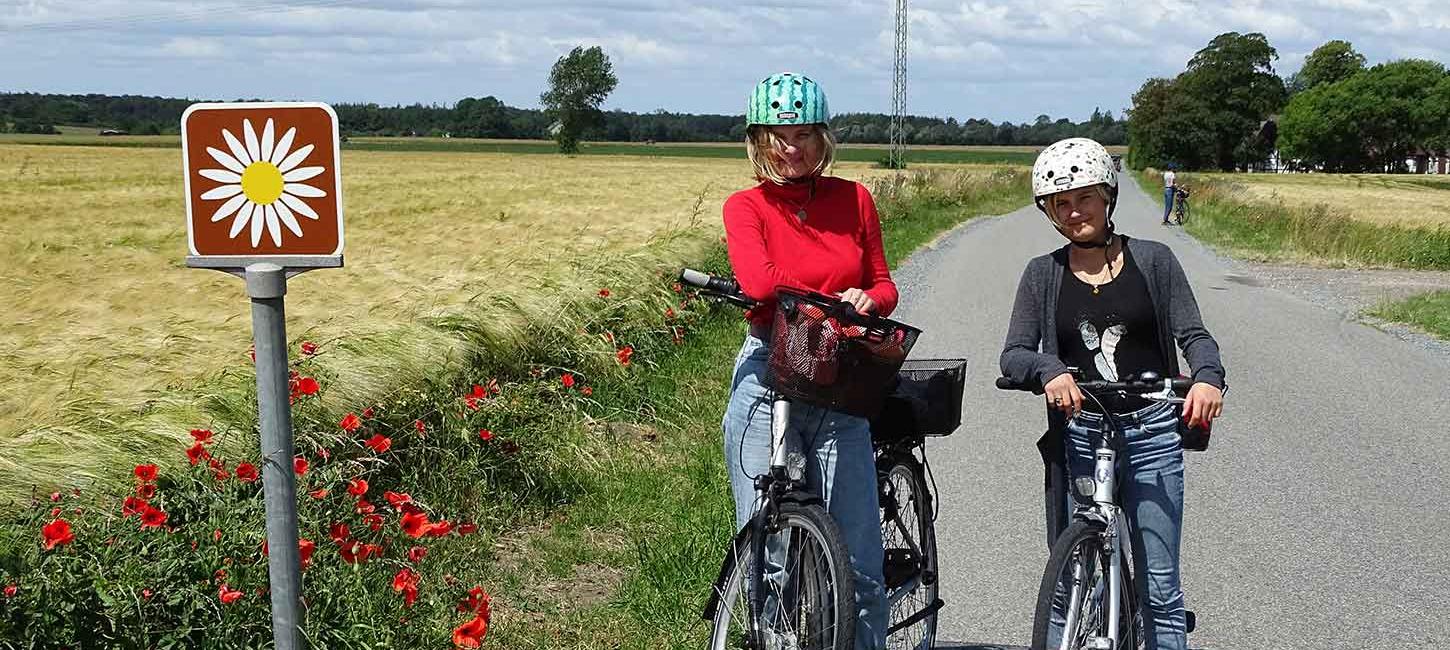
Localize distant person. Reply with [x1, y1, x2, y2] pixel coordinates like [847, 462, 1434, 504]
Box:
[721, 71, 897, 649]
[1001, 138, 1225, 650]
[1163, 165, 1177, 224]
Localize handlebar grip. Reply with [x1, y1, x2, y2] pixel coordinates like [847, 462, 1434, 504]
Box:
[996, 377, 1032, 391]
[679, 268, 741, 296]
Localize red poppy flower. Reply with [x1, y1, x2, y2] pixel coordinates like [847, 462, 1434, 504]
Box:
[215, 567, 228, 582]
[141, 588, 152, 601]
[458, 585, 491, 615]
[207, 456, 225, 471]
[328, 522, 350, 544]
[318, 447, 331, 461]
[346, 478, 369, 497]
[365, 434, 392, 454]
[49, 492, 61, 502]
[339, 540, 362, 564]
[597, 288, 611, 298]
[134, 464, 158, 482]
[41, 518, 74, 550]
[235, 462, 259, 483]
[384, 491, 412, 508]
[363, 406, 376, 419]
[457, 522, 478, 536]
[426, 520, 453, 537]
[300, 341, 318, 356]
[603, 331, 615, 344]
[672, 282, 683, 293]
[136, 483, 157, 499]
[665, 307, 676, 319]
[362, 513, 384, 531]
[401, 512, 432, 539]
[392, 567, 420, 606]
[452, 613, 489, 648]
[308, 487, 329, 500]
[213, 529, 222, 542]
[218, 584, 244, 605]
[186, 443, 209, 466]
[464, 397, 480, 411]
[293, 457, 309, 476]
[616, 345, 634, 366]
[139, 506, 168, 529]
[414, 419, 426, 434]
[339, 413, 362, 432]
[581, 386, 593, 396]
[477, 429, 493, 441]
[212, 466, 230, 482]
[190, 429, 214, 444]
[407, 545, 428, 563]
[2, 584, 15, 598]
[561, 373, 575, 388]
[296, 377, 320, 396]
[122, 496, 148, 517]
[355, 499, 377, 515]
[299, 538, 316, 569]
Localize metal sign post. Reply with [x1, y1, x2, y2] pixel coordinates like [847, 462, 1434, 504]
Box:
[181, 102, 345, 650]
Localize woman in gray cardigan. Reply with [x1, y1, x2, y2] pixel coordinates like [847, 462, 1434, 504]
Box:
[1000, 138, 1224, 650]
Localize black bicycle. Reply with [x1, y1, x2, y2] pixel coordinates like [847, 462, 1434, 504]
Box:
[997, 369, 1200, 650]
[685, 269, 957, 650]
[1172, 186, 1190, 225]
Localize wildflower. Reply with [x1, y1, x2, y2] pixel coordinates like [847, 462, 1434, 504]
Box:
[362, 514, 384, 531]
[339, 413, 362, 432]
[186, 443, 209, 466]
[616, 345, 634, 366]
[213, 529, 222, 543]
[134, 464, 158, 482]
[235, 462, 259, 483]
[407, 546, 428, 563]
[190, 429, 215, 444]
[383, 491, 412, 508]
[561, 373, 576, 388]
[328, 522, 350, 544]
[355, 499, 376, 515]
[49, 492, 61, 502]
[581, 386, 593, 397]
[364, 434, 392, 454]
[401, 512, 432, 538]
[299, 538, 316, 569]
[308, 487, 329, 500]
[363, 407, 376, 419]
[414, 419, 426, 434]
[296, 377, 320, 396]
[672, 282, 683, 293]
[346, 478, 369, 498]
[300, 341, 318, 356]
[2, 584, 15, 598]
[665, 307, 676, 319]
[293, 457, 309, 476]
[453, 613, 489, 648]
[392, 568, 420, 607]
[427, 520, 453, 537]
[215, 568, 228, 583]
[136, 484, 157, 499]
[218, 584, 244, 605]
[139, 507, 168, 530]
[469, 384, 487, 400]
[478, 429, 493, 441]
[603, 331, 615, 344]
[317, 447, 331, 461]
[457, 523, 478, 536]
[459, 586, 491, 615]
[141, 588, 153, 601]
[212, 464, 230, 482]
[42, 519, 74, 550]
[598, 288, 611, 298]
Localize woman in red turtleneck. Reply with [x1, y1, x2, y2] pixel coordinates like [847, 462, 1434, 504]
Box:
[720, 72, 896, 650]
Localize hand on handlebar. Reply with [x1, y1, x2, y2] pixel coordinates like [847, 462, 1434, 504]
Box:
[1182, 382, 1223, 428]
[836, 288, 877, 315]
[1044, 372, 1084, 418]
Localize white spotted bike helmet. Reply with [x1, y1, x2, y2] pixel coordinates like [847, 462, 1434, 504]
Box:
[1031, 138, 1119, 230]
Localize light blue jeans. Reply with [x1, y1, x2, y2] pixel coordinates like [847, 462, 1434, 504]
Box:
[1058, 401, 1187, 650]
[722, 333, 888, 650]
[1164, 187, 1176, 221]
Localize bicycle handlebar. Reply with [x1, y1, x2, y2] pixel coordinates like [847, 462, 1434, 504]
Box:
[995, 371, 1193, 396]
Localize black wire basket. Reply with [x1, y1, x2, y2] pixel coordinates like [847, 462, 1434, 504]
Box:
[767, 288, 921, 418]
[871, 358, 969, 439]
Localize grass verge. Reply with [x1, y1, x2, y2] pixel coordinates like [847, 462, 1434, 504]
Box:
[1133, 170, 1450, 269]
[1368, 291, 1450, 340]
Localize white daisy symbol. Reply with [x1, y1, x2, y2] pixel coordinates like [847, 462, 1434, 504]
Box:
[198, 118, 327, 248]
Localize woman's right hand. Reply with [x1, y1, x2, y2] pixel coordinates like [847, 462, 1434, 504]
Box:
[1044, 372, 1083, 417]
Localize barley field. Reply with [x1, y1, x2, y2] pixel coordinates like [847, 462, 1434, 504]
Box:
[1194, 172, 1450, 228]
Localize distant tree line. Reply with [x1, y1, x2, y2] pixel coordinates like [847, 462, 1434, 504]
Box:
[1128, 34, 1450, 172]
[1, 90, 1125, 146]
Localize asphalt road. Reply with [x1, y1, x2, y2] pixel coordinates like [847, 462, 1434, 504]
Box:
[889, 175, 1450, 649]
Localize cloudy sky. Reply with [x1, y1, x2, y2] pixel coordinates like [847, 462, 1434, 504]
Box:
[2, 0, 1448, 123]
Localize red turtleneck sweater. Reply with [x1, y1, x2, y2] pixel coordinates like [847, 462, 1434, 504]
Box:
[723, 175, 898, 327]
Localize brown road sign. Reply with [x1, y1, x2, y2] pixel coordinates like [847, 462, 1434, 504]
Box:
[183, 102, 344, 260]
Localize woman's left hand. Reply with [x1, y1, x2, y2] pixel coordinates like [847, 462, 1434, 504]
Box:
[837, 288, 877, 315]
[1182, 382, 1223, 428]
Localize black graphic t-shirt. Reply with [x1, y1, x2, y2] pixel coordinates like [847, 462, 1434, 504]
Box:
[1055, 240, 1167, 413]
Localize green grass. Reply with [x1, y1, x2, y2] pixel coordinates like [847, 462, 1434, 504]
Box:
[1369, 291, 1450, 340]
[1133, 170, 1450, 270]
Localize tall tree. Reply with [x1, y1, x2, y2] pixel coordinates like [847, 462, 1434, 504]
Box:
[539, 46, 619, 154]
[1177, 32, 1287, 170]
[1289, 39, 1366, 94]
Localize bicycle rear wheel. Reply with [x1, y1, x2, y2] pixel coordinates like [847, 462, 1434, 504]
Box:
[1176, 200, 1189, 225]
[709, 501, 858, 650]
[879, 453, 938, 650]
[1030, 519, 1139, 650]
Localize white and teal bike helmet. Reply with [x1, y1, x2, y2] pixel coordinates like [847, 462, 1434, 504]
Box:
[747, 72, 830, 126]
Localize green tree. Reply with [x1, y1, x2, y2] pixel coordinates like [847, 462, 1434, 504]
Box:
[540, 46, 619, 154]
[1279, 59, 1448, 171]
[1177, 32, 1287, 170]
[1288, 39, 1366, 94]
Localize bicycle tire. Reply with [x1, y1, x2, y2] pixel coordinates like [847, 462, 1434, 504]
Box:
[708, 500, 858, 650]
[1030, 519, 1139, 650]
[878, 453, 938, 650]
[1176, 200, 1189, 225]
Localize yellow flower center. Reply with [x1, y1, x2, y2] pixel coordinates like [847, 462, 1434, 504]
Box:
[240, 161, 284, 205]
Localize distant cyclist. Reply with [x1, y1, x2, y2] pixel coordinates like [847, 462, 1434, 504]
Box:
[721, 72, 898, 649]
[1162, 164, 1177, 225]
[1000, 138, 1226, 650]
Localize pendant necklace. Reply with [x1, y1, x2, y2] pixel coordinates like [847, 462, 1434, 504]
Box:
[785, 178, 817, 221]
[1087, 237, 1117, 295]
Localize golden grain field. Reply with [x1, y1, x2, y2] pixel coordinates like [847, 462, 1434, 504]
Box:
[1195, 172, 1450, 228]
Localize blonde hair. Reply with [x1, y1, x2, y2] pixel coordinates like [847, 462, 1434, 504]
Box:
[745, 124, 836, 184]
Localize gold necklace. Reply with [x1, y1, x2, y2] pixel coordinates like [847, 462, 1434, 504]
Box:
[1081, 239, 1118, 295]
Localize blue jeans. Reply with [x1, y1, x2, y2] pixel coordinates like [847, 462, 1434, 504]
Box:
[722, 334, 888, 650]
[1164, 187, 1176, 221]
[1061, 401, 1187, 650]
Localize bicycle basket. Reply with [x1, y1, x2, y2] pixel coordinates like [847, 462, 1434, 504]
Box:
[767, 288, 921, 418]
[871, 358, 968, 438]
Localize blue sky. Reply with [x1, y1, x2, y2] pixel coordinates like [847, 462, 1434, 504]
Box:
[2, 0, 1447, 123]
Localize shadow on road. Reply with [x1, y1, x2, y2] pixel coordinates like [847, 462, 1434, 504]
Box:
[933, 643, 1027, 650]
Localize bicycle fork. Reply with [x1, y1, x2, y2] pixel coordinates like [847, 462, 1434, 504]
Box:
[747, 395, 797, 648]
[1064, 445, 1130, 650]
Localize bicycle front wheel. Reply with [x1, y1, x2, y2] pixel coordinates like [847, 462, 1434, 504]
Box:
[879, 453, 938, 650]
[709, 500, 858, 650]
[1030, 519, 1139, 650]
[1176, 201, 1189, 224]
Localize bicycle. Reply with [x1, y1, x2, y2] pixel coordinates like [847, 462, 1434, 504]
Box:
[683, 269, 955, 650]
[996, 369, 1195, 650]
[1172, 186, 1190, 225]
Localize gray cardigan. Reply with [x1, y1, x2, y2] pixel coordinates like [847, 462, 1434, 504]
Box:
[999, 236, 1226, 391]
